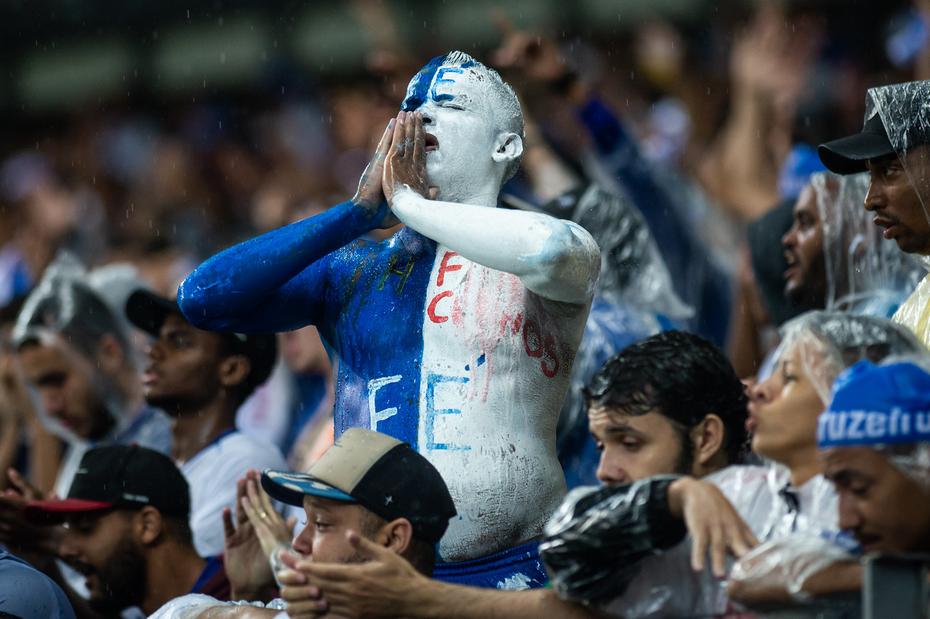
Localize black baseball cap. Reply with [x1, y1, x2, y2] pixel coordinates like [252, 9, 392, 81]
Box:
[819, 81, 930, 175]
[262, 429, 457, 546]
[818, 113, 895, 175]
[125, 288, 277, 389]
[25, 445, 190, 522]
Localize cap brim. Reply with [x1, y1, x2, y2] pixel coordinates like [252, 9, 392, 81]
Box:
[818, 132, 895, 175]
[24, 499, 114, 523]
[125, 289, 179, 337]
[261, 469, 355, 507]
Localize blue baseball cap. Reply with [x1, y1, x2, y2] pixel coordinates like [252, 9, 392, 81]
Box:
[818, 360, 930, 448]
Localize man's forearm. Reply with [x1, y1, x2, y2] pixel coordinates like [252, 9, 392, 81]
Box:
[728, 561, 862, 606]
[391, 189, 599, 304]
[229, 583, 278, 604]
[408, 582, 600, 619]
[198, 607, 281, 619]
[178, 200, 377, 331]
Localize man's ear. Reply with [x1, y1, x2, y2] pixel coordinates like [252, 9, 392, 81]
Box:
[95, 334, 125, 375]
[218, 354, 250, 390]
[134, 506, 164, 546]
[378, 518, 414, 556]
[691, 414, 725, 469]
[491, 132, 523, 165]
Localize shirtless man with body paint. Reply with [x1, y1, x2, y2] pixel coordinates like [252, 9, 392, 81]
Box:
[177, 51, 600, 587]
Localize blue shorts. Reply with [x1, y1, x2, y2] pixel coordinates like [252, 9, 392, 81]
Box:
[433, 540, 548, 590]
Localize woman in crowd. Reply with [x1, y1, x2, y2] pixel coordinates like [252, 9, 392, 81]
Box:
[542, 311, 923, 616]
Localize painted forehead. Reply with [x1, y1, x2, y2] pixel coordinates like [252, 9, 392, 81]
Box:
[401, 53, 490, 112]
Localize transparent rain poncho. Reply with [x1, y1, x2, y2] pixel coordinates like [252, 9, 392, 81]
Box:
[865, 80, 930, 345]
[535, 183, 692, 486]
[813, 171, 924, 316]
[777, 310, 923, 405]
[537, 183, 692, 322]
[867, 80, 930, 223]
[715, 312, 924, 605]
[10, 252, 140, 445]
[542, 311, 923, 616]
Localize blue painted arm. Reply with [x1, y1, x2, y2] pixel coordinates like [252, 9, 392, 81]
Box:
[576, 98, 693, 277]
[178, 200, 378, 333]
[577, 97, 732, 344]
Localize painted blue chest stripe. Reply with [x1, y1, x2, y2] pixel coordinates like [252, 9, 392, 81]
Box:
[331, 232, 437, 450]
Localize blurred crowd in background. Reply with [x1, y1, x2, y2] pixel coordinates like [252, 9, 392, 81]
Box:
[4, 0, 930, 616]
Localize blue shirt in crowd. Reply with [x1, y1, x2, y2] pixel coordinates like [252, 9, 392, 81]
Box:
[0, 549, 76, 619]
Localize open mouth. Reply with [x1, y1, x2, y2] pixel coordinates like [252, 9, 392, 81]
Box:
[874, 217, 904, 240]
[69, 559, 96, 577]
[856, 533, 882, 551]
[425, 133, 439, 152]
[783, 251, 799, 280]
[872, 217, 900, 239]
[873, 216, 897, 229]
[142, 367, 160, 386]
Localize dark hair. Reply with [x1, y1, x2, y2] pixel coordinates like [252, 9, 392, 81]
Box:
[216, 333, 277, 405]
[162, 514, 194, 547]
[112, 509, 192, 548]
[584, 331, 749, 465]
[404, 538, 437, 576]
[359, 509, 435, 575]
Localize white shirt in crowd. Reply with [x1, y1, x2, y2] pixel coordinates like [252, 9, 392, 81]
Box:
[180, 430, 286, 558]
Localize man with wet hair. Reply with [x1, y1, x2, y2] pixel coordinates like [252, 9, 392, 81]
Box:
[177, 51, 601, 587]
[269, 331, 749, 619]
[584, 330, 749, 484]
[819, 80, 930, 344]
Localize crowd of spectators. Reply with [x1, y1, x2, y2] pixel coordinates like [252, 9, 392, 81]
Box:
[3, 0, 930, 617]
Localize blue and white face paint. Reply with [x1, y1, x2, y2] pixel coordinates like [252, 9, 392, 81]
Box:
[401, 51, 524, 204]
